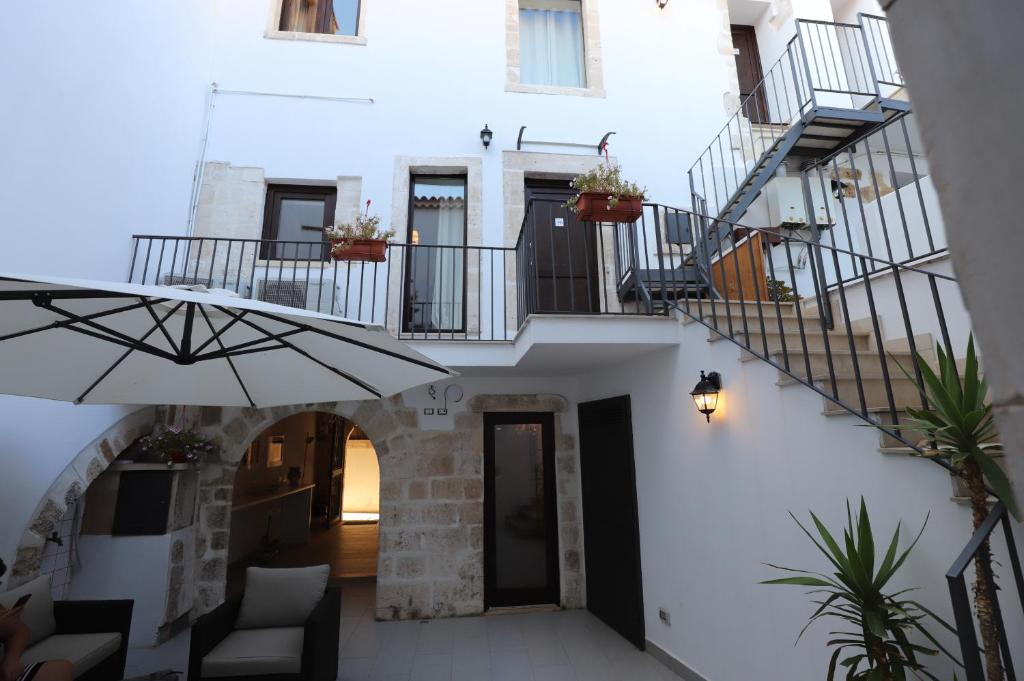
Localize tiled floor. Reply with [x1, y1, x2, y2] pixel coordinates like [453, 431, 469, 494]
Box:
[127, 582, 681, 681]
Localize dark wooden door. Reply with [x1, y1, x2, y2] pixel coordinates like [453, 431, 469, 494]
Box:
[578, 395, 645, 649]
[732, 25, 769, 124]
[524, 181, 601, 314]
[484, 412, 560, 608]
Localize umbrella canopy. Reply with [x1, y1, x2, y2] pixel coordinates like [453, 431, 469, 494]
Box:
[0, 273, 454, 407]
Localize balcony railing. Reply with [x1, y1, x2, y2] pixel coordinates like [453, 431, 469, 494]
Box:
[128, 202, 676, 342]
[689, 14, 903, 221]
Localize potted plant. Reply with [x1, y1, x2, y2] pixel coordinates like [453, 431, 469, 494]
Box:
[564, 161, 647, 224]
[138, 425, 219, 466]
[325, 200, 396, 263]
[763, 498, 960, 681]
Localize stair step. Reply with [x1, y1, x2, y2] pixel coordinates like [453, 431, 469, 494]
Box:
[879, 446, 918, 455]
[765, 349, 918, 378]
[709, 327, 871, 352]
[779, 373, 924, 407]
[821, 405, 932, 448]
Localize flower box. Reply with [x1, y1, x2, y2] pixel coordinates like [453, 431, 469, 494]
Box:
[330, 238, 388, 262]
[574, 192, 644, 224]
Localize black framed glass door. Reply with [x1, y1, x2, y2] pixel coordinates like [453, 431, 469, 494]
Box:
[484, 412, 560, 608]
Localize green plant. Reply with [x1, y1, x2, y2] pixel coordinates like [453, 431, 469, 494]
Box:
[899, 335, 1018, 681]
[324, 199, 396, 247]
[139, 425, 219, 465]
[767, 278, 798, 303]
[563, 162, 648, 212]
[763, 498, 959, 681]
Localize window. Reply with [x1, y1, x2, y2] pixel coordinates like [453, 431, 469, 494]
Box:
[404, 176, 467, 333]
[278, 0, 360, 37]
[519, 0, 586, 88]
[261, 184, 336, 260]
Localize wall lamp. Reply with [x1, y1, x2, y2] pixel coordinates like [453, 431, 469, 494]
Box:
[690, 371, 722, 423]
[656, 0, 669, 7]
[480, 124, 493, 149]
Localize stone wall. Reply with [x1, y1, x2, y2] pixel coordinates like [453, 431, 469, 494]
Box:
[193, 392, 584, 620]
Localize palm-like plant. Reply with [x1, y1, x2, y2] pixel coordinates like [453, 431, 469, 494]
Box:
[900, 335, 1019, 681]
[763, 499, 959, 681]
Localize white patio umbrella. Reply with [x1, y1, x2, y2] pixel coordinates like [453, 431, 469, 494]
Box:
[0, 273, 454, 407]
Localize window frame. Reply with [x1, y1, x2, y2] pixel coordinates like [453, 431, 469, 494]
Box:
[260, 184, 337, 262]
[266, 0, 367, 46]
[402, 174, 469, 335]
[506, 0, 604, 98]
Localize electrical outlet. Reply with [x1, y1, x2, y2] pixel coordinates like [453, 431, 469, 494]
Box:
[659, 608, 671, 626]
[423, 408, 434, 415]
[437, 408, 448, 415]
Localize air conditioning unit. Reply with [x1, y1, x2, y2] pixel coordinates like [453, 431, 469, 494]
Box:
[766, 177, 836, 229]
[255, 277, 335, 313]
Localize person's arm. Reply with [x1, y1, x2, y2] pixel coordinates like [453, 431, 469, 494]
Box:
[0, 610, 30, 681]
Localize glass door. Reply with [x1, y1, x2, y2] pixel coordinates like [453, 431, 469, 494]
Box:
[484, 412, 560, 608]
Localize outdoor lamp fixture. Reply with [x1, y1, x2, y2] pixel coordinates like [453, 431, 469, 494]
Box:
[480, 124, 493, 149]
[656, 0, 669, 7]
[690, 371, 722, 422]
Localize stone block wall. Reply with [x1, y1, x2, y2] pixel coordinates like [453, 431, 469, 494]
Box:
[193, 392, 584, 621]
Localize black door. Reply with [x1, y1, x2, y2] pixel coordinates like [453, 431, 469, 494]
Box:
[732, 25, 769, 124]
[484, 412, 560, 608]
[578, 395, 645, 649]
[524, 180, 601, 315]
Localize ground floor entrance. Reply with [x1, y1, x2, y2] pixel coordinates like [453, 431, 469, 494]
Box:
[483, 412, 560, 609]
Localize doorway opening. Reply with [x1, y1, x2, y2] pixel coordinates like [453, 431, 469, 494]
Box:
[483, 412, 560, 609]
[226, 411, 380, 596]
[731, 24, 769, 123]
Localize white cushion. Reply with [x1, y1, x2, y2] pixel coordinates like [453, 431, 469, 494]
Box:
[0, 575, 56, 645]
[235, 565, 328, 629]
[201, 627, 303, 678]
[22, 632, 121, 676]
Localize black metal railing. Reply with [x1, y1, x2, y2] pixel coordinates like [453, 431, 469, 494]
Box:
[947, 502, 1024, 681]
[127, 236, 516, 341]
[689, 14, 902, 221]
[128, 203, 673, 342]
[784, 109, 946, 281]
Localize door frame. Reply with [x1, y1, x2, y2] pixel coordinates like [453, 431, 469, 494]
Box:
[578, 395, 646, 648]
[523, 178, 601, 314]
[731, 24, 769, 124]
[483, 411, 561, 608]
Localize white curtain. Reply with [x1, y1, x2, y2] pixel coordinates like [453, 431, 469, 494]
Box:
[519, 9, 585, 88]
[430, 200, 465, 330]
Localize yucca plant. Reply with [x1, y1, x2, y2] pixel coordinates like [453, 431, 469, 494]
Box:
[899, 335, 1019, 681]
[763, 499, 959, 681]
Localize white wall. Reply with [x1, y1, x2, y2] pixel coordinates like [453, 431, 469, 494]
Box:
[576, 320, 1022, 681]
[0, 0, 215, 582]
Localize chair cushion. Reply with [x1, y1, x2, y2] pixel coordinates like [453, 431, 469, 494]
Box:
[22, 632, 121, 676]
[0, 575, 56, 645]
[201, 627, 304, 678]
[235, 565, 328, 629]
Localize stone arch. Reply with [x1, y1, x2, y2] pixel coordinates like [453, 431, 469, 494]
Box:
[191, 397, 419, 617]
[7, 408, 156, 589]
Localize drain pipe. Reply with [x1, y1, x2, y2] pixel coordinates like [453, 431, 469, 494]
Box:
[185, 82, 218, 238]
[184, 84, 375, 237]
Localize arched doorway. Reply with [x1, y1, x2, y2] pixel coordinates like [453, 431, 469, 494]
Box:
[225, 411, 380, 596]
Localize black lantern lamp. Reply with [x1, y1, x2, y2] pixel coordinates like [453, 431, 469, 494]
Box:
[656, 0, 669, 7]
[690, 371, 722, 422]
[480, 124, 493, 149]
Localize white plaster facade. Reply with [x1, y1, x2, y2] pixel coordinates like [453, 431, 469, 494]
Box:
[1, 2, 1022, 680]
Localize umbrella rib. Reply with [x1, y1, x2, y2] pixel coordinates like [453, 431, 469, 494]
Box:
[214, 307, 383, 398]
[238, 308, 453, 376]
[189, 310, 248, 356]
[191, 330, 304, 362]
[198, 306, 256, 408]
[74, 301, 187, 404]
[40, 299, 180, 359]
[0, 298, 167, 343]
[141, 298, 181, 355]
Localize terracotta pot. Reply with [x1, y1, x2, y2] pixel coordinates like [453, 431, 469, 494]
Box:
[331, 239, 387, 262]
[575, 192, 644, 224]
